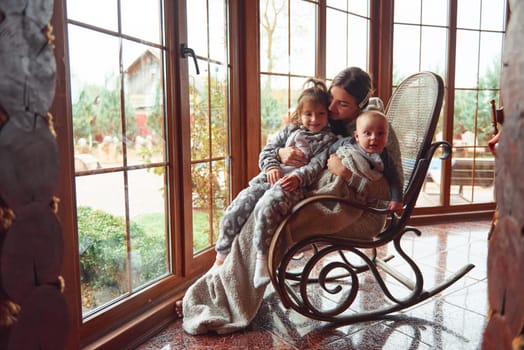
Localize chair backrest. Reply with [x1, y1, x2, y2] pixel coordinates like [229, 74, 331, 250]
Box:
[385, 72, 444, 206]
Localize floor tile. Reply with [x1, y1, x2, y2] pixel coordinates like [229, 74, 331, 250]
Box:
[136, 219, 491, 350]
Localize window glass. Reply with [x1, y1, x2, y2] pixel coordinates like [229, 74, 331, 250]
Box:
[393, 0, 501, 207]
[68, 26, 123, 168]
[420, 27, 447, 75]
[123, 41, 165, 167]
[326, 5, 370, 79]
[290, 0, 316, 76]
[127, 168, 169, 290]
[260, 74, 289, 145]
[121, 0, 162, 43]
[209, 1, 228, 62]
[186, 1, 231, 253]
[481, 0, 506, 31]
[451, 90, 495, 205]
[455, 30, 480, 88]
[326, 0, 346, 11]
[394, 0, 421, 24]
[422, 0, 448, 26]
[326, 7, 348, 78]
[348, 1, 369, 17]
[346, 15, 369, 74]
[75, 173, 126, 314]
[260, 0, 289, 74]
[187, 0, 209, 58]
[66, 0, 118, 31]
[478, 32, 504, 89]
[457, 0, 481, 29]
[67, 0, 169, 318]
[392, 24, 421, 83]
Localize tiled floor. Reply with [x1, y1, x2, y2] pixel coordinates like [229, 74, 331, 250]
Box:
[136, 219, 491, 350]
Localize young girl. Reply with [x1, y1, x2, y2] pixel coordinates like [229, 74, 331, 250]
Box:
[213, 78, 337, 287]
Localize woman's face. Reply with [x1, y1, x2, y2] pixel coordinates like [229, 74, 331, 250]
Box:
[328, 86, 361, 122]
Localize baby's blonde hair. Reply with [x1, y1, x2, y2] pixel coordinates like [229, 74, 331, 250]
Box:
[356, 110, 389, 132]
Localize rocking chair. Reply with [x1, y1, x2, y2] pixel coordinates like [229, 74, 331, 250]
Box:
[267, 71, 475, 323]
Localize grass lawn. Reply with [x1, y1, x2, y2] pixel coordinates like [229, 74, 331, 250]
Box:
[133, 210, 214, 252]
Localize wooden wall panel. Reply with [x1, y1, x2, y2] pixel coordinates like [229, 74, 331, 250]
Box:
[0, 1, 69, 348]
[483, 1, 524, 349]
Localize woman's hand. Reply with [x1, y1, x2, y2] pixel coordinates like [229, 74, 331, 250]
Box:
[278, 146, 307, 168]
[388, 200, 403, 215]
[279, 174, 300, 192]
[487, 131, 501, 156]
[266, 168, 283, 185]
[327, 153, 352, 180]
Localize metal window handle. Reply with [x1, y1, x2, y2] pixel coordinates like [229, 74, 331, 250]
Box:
[181, 43, 200, 75]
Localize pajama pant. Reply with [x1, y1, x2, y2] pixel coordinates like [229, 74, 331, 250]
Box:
[215, 173, 306, 255]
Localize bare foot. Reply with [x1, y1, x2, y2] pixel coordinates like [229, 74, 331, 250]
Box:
[175, 300, 183, 318]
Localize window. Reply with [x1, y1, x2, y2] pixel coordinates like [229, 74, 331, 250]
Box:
[186, 0, 231, 253]
[67, 0, 170, 317]
[259, 0, 320, 145]
[452, 0, 505, 205]
[259, 0, 371, 142]
[55, 0, 233, 345]
[392, 0, 505, 208]
[325, 1, 370, 79]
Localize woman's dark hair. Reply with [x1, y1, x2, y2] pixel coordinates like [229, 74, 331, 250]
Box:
[289, 78, 330, 125]
[330, 67, 373, 109]
[329, 67, 373, 136]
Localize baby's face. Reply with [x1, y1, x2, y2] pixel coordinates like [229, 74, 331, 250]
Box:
[354, 112, 389, 153]
[300, 101, 329, 133]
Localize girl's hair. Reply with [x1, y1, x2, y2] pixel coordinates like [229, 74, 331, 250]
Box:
[330, 67, 373, 109]
[289, 78, 330, 125]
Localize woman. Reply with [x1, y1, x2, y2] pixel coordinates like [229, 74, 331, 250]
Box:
[279, 66, 402, 240]
[179, 67, 402, 335]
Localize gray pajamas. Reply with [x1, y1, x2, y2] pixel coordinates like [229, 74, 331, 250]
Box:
[215, 124, 336, 255]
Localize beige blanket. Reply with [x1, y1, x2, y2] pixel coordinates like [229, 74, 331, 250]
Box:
[181, 170, 391, 335]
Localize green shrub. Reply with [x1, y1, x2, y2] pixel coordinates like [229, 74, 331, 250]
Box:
[77, 207, 169, 292]
[77, 206, 131, 291]
[130, 213, 168, 287]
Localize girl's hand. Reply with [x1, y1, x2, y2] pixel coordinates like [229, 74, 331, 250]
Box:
[327, 153, 352, 180]
[266, 168, 283, 185]
[279, 174, 300, 192]
[278, 146, 307, 168]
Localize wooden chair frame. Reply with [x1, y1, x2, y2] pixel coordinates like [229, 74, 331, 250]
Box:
[267, 71, 475, 324]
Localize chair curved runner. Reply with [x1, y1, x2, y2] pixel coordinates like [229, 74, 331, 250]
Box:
[267, 71, 475, 324]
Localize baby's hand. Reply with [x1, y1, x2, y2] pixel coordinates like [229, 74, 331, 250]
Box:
[266, 168, 283, 185]
[388, 200, 403, 215]
[279, 175, 300, 192]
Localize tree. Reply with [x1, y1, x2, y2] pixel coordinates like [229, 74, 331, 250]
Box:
[453, 56, 501, 145]
[72, 77, 137, 148]
[261, 0, 286, 89]
[260, 0, 288, 144]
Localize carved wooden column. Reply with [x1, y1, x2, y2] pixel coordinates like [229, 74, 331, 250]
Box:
[0, 1, 69, 349]
[482, 1, 524, 349]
